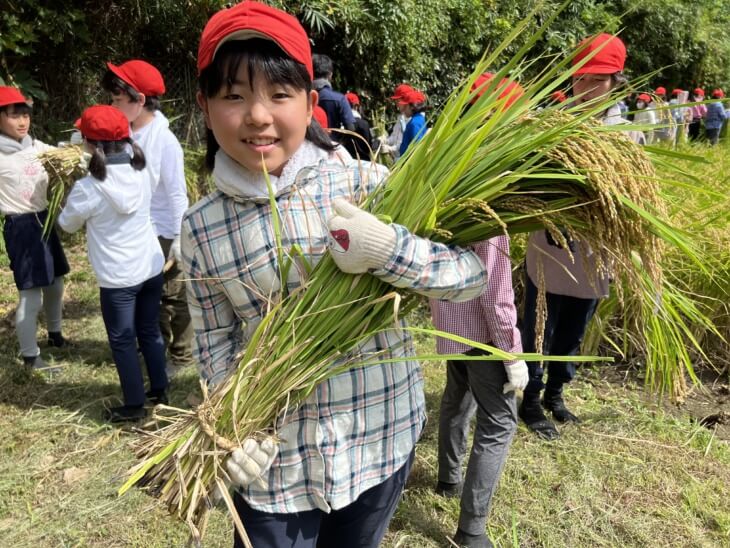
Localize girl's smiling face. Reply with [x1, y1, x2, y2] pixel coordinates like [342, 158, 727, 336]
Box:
[199, 62, 315, 177]
[572, 73, 614, 105]
[0, 105, 31, 141]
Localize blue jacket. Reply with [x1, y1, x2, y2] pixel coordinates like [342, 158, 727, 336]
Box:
[705, 101, 727, 130]
[314, 81, 355, 136]
[399, 112, 427, 156]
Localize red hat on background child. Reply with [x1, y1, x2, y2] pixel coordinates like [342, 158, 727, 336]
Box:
[390, 84, 414, 100]
[0, 86, 32, 107]
[637, 93, 651, 103]
[313, 105, 328, 128]
[197, 0, 312, 78]
[693, 88, 705, 97]
[671, 88, 683, 96]
[75, 105, 130, 141]
[572, 33, 626, 75]
[712, 88, 725, 98]
[551, 90, 568, 103]
[654, 86, 666, 96]
[345, 92, 360, 106]
[470, 72, 525, 108]
[398, 89, 426, 106]
[106, 60, 166, 96]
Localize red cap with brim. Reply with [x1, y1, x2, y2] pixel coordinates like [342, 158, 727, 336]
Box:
[470, 72, 525, 108]
[712, 89, 724, 98]
[693, 88, 705, 97]
[572, 33, 626, 75]
[313, 105, 328, 128]
[106, 60, 166, 96]
[75, 105, 130, 141]
[345, 92, 360, 106]
[398, 89, 426, 106]
[197, 1, 313, 79]
[654, 86, 666, 95]
[551, 90, 568, 103]
[0, 86, 32, 108]
[637, 93, 651, 103]
[671, 88, 683, 96]
[390, 84, 413, 100]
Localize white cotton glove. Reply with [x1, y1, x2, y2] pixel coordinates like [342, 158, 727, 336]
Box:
[225, 437, 278, 489]
[327, 197, 397, 274]
[503, 360, 529, 393]
[168, 235, 182, 264]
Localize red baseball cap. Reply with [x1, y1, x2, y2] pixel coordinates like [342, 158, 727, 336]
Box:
[693, 88, 705, 97]
[470, 72, 525, 108]
[712, 88, 724, 98]
[398, 89, 426, 106]
[75, 105, 130, 141]
[313, 105, 328, 128]
[572, 33, 626, 75]
[390, 84, 413, 100]
[637, 93, 651, 103]
[106, 60, 166, 96]
[345, 92, 360, 106]
[197, 1, 312, 79]
[0, 86, 32, 108]
[551, 90, 568, 103]
[654, 86, 666, 95]
[671, 88, 683, 96]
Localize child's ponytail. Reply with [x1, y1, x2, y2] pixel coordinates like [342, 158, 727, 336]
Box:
[127, 138, 146, 171]
[89, 142, 108, 181]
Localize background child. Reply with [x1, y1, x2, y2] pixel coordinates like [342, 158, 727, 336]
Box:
[0, 86, 69, 370]
[58, 105, 167, 422]
[379, 83, 412, 159]
[398, 88, 428, 156]
[344, 91, 374, 160]
[183, 2, 487, 545]
[705, 89, 727, 145]
[101, 60, 192, 373]
[633, 93, 657, 144]
[688, 88, 707, 141]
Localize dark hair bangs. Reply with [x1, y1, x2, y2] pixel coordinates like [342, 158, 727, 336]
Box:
[1, 102, 33, 116]
[101, 71, 140, 101]
[199, 38, 311, 98]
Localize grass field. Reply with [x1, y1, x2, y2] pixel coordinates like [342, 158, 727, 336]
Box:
[2, 143, 730, 547]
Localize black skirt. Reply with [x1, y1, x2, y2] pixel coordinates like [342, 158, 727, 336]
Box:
[3, 210, 70, 290]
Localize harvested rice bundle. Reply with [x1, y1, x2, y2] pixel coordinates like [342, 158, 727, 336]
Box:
[37, 145, 87, 238]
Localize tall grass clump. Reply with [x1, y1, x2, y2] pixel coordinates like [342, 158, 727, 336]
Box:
[119, 12, 713, 545]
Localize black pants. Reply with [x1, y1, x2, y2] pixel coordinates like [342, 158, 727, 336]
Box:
[521, 274, 599, 397]
[706, 127, 721, 145]
[688, 119, 702, 141]
[233, 450, 414, 548]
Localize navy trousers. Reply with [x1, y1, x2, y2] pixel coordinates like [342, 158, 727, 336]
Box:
[99, 273, 167, 407]
[521, 274, 599, 396]
[233, 450, 414, 548]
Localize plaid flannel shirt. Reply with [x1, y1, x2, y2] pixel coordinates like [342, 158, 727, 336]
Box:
[430, 236, 522, 364]
[180, 153, 486, 513]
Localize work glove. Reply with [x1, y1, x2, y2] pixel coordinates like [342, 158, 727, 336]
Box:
[544, 229, 576, 253]
[168, 234, 182, 264]
[327, 198, 397, 274]
[503, 360, 529, 393]
[225, 437, 278, 489]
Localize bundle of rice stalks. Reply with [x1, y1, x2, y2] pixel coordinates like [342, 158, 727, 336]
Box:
[37, 145, 87, 238]
[119, 14, 709, 545]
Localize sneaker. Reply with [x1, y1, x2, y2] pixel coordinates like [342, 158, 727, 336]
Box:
[103, 405, 147, 423]
[435, 480, 463, 499]
[22, 354, 61, 373]
[453, 528, 494, 548]
[145, 389, 169, 406]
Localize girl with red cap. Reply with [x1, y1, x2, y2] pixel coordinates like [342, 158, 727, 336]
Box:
[343, 91, 375, 161]
[688, 88, 708, 141]
[379, 84, 413, 159]
[182, 2, 487, 546]
[633, 93, 657, 144]
[520, 33, 645, 441]
[0, 86, 69, 370]
[58, 105, 168, 423]
[101, 59, 193, 373]
[398, 88, 428, 156]
[705, 89, 727, 145]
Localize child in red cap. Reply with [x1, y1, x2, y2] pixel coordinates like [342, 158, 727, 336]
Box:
[689, 88, 708, 141]
[0, 86, 69, 370]
[183, 2, 487, 546]
[343, 91, 375, 160]
[101, 59, 192, 373]
[520, 33, 645, 442]
[379, 83, 413, 158]
[634, 92, 657, 144]
[58, 105, 168, 422]
[705, 89, 727, 145]
[398, 88, 428, 156]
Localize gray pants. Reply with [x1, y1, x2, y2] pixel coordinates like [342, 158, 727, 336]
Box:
[438, 350, 517, 535]
[16, 276, 64, 357]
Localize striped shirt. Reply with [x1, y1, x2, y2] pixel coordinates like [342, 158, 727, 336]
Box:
[180, 146, 486, 513]
[430, 236, 522, 364]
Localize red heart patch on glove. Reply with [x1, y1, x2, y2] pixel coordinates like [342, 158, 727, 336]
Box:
[330, 229, 350, 252]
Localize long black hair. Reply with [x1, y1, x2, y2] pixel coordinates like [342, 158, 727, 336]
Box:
[87, 138, 146, 181]
[198, 38, 336, 171]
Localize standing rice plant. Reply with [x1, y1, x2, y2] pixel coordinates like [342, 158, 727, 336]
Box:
[118, 12, 713, 545]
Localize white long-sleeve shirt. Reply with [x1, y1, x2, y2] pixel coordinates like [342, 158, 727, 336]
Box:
[58, 163, 164, 288]
[0, 134, 54, 215]
[132, 111, 188, 239]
